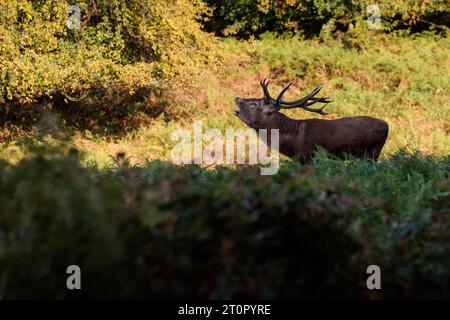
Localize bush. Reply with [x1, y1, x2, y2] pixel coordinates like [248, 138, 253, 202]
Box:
[0, 0, 218, 105]
[205, 0, 450, 38]
[0, 149, 449, 299]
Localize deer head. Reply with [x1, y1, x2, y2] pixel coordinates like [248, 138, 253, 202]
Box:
[234, 79, 332, 129]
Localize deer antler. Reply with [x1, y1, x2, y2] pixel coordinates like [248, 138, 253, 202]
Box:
[260, 78, 276, 104]
[261, 79, 332, 115]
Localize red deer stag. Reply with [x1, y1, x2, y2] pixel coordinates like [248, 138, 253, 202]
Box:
[234, 79, 389, 162]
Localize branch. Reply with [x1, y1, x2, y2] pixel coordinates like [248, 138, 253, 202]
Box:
[61, 91, 89, 102]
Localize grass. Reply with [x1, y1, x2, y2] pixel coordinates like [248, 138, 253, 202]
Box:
[0, 33, 449, 299]
[1, 33, 449, 166]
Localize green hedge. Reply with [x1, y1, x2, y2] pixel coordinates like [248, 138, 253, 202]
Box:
[0, 149, 449, 299]
[205, 0, 450, 37]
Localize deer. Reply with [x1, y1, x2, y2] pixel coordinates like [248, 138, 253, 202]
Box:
[234, 79, 389, 163]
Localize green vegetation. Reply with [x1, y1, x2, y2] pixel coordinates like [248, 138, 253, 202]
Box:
[0, 0, 219, 104]
[206, 0, 450, 37]
[0, 0, 449, 299]
[0, 149, 449, 298]
[2, 33, 448, 165]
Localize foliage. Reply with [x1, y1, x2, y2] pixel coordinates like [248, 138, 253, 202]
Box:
[1, 33, 448, 158]
[0, 1, 449, 301]
[0, 0, 218, 105]
[0, 148, 449, 299]
[205, 0, 450, 37]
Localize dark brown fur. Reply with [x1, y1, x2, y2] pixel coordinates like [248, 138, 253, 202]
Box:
[234, 97, 389, 162]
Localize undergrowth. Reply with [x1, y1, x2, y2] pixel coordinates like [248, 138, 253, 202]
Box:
[0, 148, 448, 298]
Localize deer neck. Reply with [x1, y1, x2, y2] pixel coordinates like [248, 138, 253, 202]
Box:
[257, 112, 300, 134]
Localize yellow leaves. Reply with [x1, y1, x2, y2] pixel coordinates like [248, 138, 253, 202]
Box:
[0, 0, 220, 104]
[117, 62, 159, 88]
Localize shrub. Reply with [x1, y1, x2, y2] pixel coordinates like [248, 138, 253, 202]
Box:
[0, 0, 218, 105]
[205, 0, 450, 38]
[0, 149, 449, 299]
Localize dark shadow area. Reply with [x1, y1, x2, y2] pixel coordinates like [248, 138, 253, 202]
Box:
[203, 1, 450, 39]
[0, 147, 449, 299]
[0, 86, 170, 142]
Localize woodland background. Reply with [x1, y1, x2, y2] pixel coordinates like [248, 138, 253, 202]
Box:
[0, 0, 449, 299]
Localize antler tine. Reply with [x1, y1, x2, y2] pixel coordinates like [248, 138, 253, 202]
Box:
[306, 97, 333, 104]
[275, 82, 293, 107]
[260, 78, 276, 104]
[275, 82, 332, 115]
[260, 79, 331, 115]
[299, 96, 332, 115]
[259, 78, 267, 88]
[279, 84, 324, 108]
[301, 104, 331, 116]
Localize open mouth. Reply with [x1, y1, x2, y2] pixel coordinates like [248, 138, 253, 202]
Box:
[233, 110, 240, 116]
